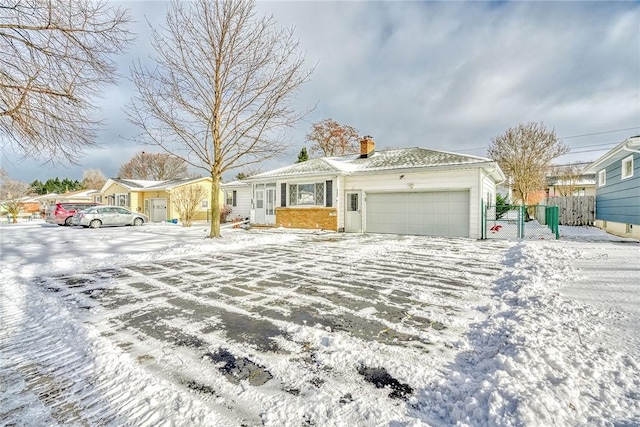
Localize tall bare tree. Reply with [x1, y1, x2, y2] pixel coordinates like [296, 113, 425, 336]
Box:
[81, 169, 107, 190]
[306, 118, 360, 157]
[488, 122, 568, 204]
[171, 184, 208, 227]
[118, 152, 189, 180]
[0, 1, 133, 162]
[127, 0, 312, 237]
[0, 169, 32, 223]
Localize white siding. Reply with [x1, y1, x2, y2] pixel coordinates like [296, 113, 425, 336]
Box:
[225, 186, 252, 220]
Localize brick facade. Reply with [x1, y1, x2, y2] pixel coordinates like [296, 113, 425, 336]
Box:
[276, 207, 338, 231]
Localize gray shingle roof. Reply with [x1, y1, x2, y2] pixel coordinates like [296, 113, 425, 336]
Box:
[249, 147, 492, 179]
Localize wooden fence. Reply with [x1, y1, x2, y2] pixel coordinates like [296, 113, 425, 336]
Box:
[545, 196, 595, 226]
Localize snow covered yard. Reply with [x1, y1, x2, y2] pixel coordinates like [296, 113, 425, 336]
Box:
[1, 221, 639, 426]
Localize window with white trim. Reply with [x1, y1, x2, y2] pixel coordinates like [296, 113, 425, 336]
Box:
[288, 182, 325, 206]
[116, 193, 129, 207]
[598, 170, 606, 187]
[622, 155, 634, 180]
[201, 200, 209, 208]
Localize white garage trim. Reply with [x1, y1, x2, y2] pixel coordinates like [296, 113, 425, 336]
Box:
[365, 191, 470, 237]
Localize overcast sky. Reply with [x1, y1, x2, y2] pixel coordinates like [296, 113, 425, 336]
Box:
[2, 0, 639, 184]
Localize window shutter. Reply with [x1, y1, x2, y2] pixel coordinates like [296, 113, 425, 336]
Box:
[280, 183, 287, 207]
[325, 180, 333, 207]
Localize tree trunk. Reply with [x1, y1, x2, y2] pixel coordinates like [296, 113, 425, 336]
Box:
[208, 173, 221, 238]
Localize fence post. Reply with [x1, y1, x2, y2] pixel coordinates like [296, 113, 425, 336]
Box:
[553, 206, 559, 239]
[481, 199, 485, 239]
[519, 205, 525, 239]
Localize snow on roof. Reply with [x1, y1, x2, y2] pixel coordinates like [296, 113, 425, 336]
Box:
[109, 177, 209, 191]
[110, 179, 166, 189]
[248, 147, 493, 180]
[221, 180, 251, 188]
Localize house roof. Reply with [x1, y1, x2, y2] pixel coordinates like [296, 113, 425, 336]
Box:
[101, 177, 210, 193]
[583, 136, 640, 174]
[221, 180, 251, 188]
[247, 147, 504, 181]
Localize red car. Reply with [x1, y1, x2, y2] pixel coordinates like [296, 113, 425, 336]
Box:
[45, 202, 101, 226]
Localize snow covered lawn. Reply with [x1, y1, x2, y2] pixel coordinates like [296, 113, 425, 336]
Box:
[1, 221, 639, 426]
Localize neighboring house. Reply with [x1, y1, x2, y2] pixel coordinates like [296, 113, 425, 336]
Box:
[244, 137, 505, 239]
[100, 177, 221, 223]
[546, 173, 596, 197]
[221, 180, 252, 221]
[0, 195, 40, 218]
[38, 189, 101, 211]
[583, 135, 640, 239]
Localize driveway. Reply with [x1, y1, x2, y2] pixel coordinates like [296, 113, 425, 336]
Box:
[1, 226, 510, 426]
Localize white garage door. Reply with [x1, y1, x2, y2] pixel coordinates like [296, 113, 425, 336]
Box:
[366, 191, 470, 237]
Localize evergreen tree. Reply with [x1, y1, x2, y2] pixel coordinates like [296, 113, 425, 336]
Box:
[296, 147, 309, 163]
[30, 180, 45, 195]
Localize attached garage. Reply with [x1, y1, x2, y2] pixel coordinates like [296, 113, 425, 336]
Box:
[365, 191, 470, 237]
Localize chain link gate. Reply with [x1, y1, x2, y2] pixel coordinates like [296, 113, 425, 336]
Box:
[481, 201, 559, 240]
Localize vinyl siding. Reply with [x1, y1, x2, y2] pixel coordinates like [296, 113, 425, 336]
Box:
[595, 152, 640, 226]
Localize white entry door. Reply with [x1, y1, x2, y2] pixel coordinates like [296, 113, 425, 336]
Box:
[254, 189, 265, 224]
[344, 191, 362, 232]
[265, 187, 276, 225]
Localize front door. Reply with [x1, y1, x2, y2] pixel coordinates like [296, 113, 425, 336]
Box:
[265, 187, 276, 225]
[254, 189, 265, 224]
[345, 191, 362, 232]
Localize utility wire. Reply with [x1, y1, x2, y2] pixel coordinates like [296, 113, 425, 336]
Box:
[457, 127, 639, 153]
[558, 127, 640, 139]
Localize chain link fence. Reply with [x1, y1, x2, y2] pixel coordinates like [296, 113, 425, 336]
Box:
[482, 202, 559, 240]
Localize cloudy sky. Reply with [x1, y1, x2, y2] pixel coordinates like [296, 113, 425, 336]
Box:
[2, 0, 639, 184]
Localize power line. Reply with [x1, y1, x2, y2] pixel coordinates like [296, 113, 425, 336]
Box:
[567, 147, 615, 154]
[457, 129, 636, 154]
[558, 127, 640, 139]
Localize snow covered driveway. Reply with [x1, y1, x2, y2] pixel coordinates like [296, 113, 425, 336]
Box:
[1, 222, 639, 426]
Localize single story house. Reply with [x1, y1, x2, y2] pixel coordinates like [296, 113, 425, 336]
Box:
[583, 135, 640, 239]
[546, 173, 596, 198]
[244, 137, 505, 239]
[99, 177, 222, 223]
[221, 180, 252, 221]
[37, 189, 101, 210]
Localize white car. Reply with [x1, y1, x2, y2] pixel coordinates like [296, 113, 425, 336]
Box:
[72, 206, 148, 228]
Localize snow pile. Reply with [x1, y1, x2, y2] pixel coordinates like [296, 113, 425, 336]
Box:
[415, 241, 640, 426]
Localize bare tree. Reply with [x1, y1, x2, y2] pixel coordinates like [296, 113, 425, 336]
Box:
[488, 122, 568, 204]
[0, 169, 32, 223]
[306, 118, 360, 157]
[118, 152, 189, 180]
[127, 0, 312, 237]
[82, 169, 107, 190]
[0, 1, 133, 162]
[172, 184, 208, 227]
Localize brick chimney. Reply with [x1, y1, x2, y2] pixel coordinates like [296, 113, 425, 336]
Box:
[360, 135, 375, 158]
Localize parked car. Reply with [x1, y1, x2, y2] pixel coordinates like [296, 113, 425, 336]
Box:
[72, 206, 148, 228]
[45, 202, 101, 226]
